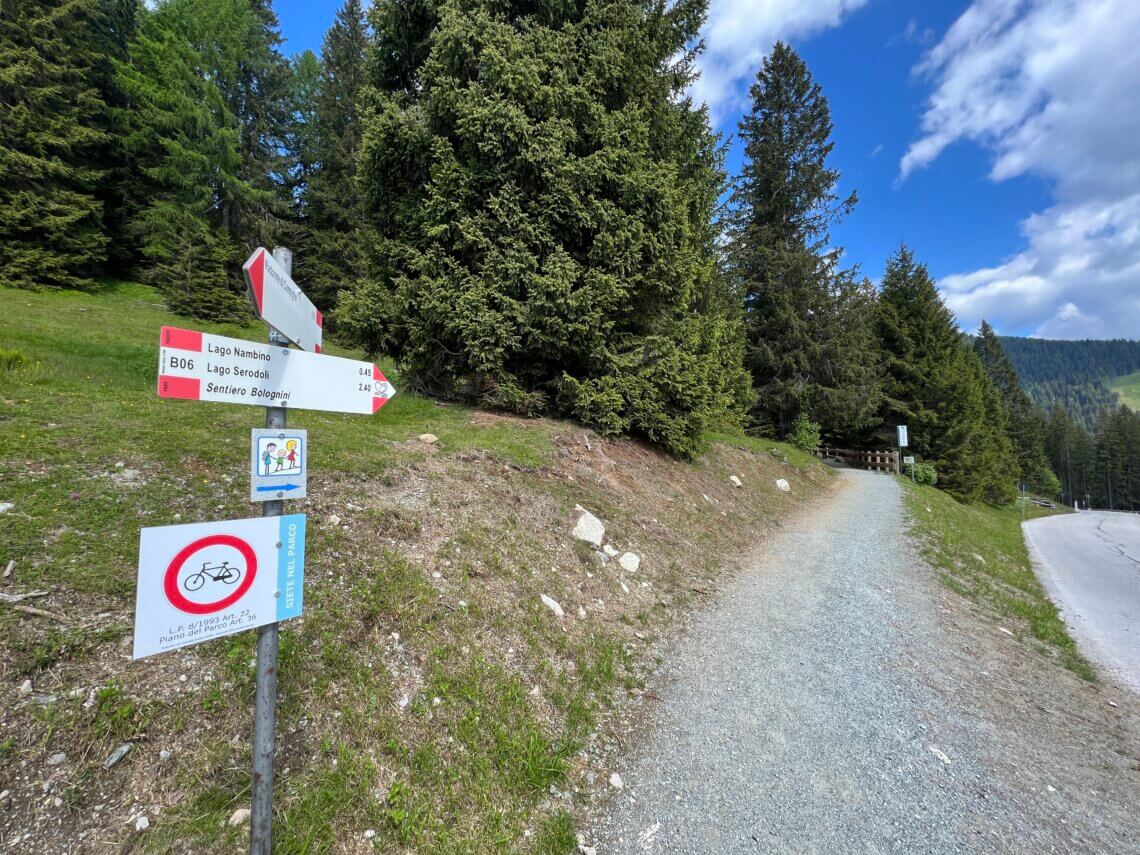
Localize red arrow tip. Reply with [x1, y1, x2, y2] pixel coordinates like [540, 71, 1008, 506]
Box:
[244, 248, 266, 313]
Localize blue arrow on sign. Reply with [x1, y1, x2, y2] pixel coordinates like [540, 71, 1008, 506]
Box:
[256, 483, 302, 493]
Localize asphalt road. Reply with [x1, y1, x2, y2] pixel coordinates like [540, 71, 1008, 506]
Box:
[586, 469, 1140, 853]
[1024, 510, 1140, 692]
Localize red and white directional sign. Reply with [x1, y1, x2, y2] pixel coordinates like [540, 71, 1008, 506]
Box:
[243, 247, 323, 353]
[157, 326, 395, 415]
[133, 515, 306, 659]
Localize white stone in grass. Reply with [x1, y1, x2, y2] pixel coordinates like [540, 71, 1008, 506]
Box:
[135, 816, 150, 832]
[618, 552, 640, 573]
[46, 752, 67, 766]
[775, 479, 791, 492]
[19, 679, 33, 695]
[327, 514, 342, 526]
[571, 507, 605, 547]
[729, 475, 743, 488]
[608, 772, 624, 789]
[602, 544, 619, 558]
[227, 808, 251, 827]
[540, 594, 565, 618]
[418, 434, 439, 444]
[577, 606, 587, 619]
[620, 581, 630, 594]
[0, 503, 13, 514]
[363, 829, 377, 840]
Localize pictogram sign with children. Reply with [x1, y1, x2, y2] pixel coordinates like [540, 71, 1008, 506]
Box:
[257, 435, 303, 476]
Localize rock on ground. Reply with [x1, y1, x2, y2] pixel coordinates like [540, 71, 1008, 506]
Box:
[540, 594, 565, 618]
[775, 478, 791, 492]
[571, 506, 606, 547]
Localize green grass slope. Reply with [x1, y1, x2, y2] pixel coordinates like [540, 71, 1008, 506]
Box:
[1111, 370, 1140, 411]
[0, 282, 832, 852]
[901, 479, 1093, 680]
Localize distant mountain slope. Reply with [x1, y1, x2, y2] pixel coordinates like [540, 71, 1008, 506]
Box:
[999, 337, 1140, 429]
[1112, 371, 1140, 412]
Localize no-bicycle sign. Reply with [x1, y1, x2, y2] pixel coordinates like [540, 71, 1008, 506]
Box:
[132, 515, 306, 659]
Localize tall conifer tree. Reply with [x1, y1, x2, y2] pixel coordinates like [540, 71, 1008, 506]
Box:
[974, 320, 1058, 494]
[726, 41, 880, 440]
[116, 0, 290, 319]
[340, 0, 751, 456]
[294, 0, 369, 310]
[0, 0, 110, 289]
[877, 245, 1015, 502]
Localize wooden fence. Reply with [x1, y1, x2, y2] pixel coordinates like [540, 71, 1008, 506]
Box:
[816, 447, 900, 474]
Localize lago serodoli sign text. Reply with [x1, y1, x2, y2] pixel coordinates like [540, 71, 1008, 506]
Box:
[157, 326, 395, 414]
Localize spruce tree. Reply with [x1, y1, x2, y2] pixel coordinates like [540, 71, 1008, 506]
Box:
[726, 41, 880, 439]
[90, 0, 138, 274]
[0, 0, 110, 289]
[294, 0, 369, 310]
[285, 50, 322, 210]
[1090, 405, 1140, 510]
[230, 0, 294, 241]
[116, 0, 284, 319]
[340, 0, 751, 456]
[974, 320, 1058, 494]
[115, 0, 275, 319]
[877, 245, 1015, 502]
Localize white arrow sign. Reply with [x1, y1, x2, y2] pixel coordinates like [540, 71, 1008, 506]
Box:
[243, 247, 323, 353]
[157, 326, 395, 414]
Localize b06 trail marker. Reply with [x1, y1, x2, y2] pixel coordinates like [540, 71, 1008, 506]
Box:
[243, 247, 323, 353]
[157, 326, 395, 415]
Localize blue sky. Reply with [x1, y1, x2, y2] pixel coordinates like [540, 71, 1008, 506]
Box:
[274, 0, 1140, 340]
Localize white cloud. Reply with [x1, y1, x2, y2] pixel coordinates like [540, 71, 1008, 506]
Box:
[901, 0, 1140, 339]
[692, 0, 868, 120]
[887, 18, 935, 47]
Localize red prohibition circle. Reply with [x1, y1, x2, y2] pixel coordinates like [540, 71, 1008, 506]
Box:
[163, 534, 257, 615]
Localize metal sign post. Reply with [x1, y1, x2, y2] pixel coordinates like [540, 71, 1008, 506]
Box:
[144, 244, 395, 853]
[251, 247, 291, 855]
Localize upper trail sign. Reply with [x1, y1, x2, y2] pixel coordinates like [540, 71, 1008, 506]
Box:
[157, 326, 395, 415]
[243, 247, 323, 353]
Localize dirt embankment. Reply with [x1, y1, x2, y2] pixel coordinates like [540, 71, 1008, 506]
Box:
[0, 419, 832, 853]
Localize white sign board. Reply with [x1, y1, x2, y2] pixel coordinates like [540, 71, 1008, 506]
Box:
[251, 428, 307, 501]
[897, 425, 909, 448]
[243, 247, 323, 353]
[133, 515, 305, 659]
[903, 455, 915, 465]
[157, 326, 395, 415]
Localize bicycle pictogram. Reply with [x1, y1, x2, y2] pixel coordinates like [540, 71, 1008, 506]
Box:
[183, 560, 242, 592]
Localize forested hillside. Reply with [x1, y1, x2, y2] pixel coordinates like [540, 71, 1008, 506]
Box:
[3, 0, 1107, 509]
[999, 336, 1140, 429]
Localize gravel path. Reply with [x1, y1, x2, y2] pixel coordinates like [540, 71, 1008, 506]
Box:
[587, 469, 1140, 854]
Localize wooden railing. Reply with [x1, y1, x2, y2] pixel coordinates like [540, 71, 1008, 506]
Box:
[816, 447, 900, 474]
